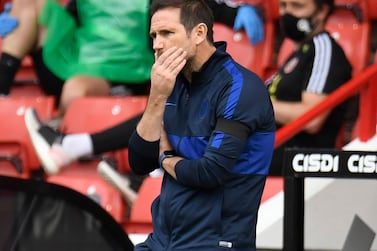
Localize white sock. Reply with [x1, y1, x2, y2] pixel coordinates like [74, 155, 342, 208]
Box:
[61, 133, 94, 160]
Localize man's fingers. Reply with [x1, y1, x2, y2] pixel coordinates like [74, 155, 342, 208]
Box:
[155, 47, 187, 74]
[156, 46, 179, 64]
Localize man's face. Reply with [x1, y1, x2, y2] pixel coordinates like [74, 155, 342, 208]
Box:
[150, 7, 194, 60]
[279, 0, 317, 18]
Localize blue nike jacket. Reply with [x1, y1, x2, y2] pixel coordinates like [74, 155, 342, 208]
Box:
[129, 42, 276, 251]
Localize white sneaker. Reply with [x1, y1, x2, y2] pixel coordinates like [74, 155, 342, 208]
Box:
[97, 160, 137, 206]
[24, 107, 72, 175]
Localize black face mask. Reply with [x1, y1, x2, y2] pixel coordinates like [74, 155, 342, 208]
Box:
[280, 13, 314, 42]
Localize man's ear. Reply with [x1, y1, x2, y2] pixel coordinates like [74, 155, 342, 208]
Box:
[193, 23, 208, 45]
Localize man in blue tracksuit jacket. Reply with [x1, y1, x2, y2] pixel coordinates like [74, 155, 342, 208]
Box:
[128, 0, 276, 250]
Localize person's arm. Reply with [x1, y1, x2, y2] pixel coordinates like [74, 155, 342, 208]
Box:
[273, 35, 346, 134]
[161, 118, 251, 186]
[136, 47, 186, 141]
[272, 91, 330, 134]
[128, 131, 160, 175]
[128, 47, 187, 175]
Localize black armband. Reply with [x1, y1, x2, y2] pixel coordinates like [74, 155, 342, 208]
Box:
[215, 118, 251, 140]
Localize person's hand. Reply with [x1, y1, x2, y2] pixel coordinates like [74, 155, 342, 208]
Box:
[0, 3, 19, 38]
[151, 47, 187, 98]
[233, 5, 264, 45]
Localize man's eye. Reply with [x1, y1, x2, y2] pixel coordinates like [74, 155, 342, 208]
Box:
[161, 31, 173, 36]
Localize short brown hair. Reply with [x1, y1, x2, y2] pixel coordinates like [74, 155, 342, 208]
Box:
[150, 0, 215, 43]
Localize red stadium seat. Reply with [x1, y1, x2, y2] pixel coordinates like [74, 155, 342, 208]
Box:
[366, 0, 377, 20]
[61, 96, 147, 134]
[124, 175, 162, 234]
[213, 21, 275, 80]
[46, 168, 126, 223]
[0, 96, 55, 178]
[334, 0, 370, 19]
[327, 2, 370, 76]
[9, 83, 46, 97]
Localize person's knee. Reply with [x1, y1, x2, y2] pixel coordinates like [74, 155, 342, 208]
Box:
[60, 79, 89, 109]
[59, 76, 111, 113]
[63, 76, 110, 96]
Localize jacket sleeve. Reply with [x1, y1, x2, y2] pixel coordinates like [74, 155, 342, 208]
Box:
[128, 131, 160, 175]
[175, 121, 251, 188]
[174, 71, 275, 189]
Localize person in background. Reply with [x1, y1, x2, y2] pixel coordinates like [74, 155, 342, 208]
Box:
[127, 0, 275, 250]
[0, 0, 152, 122]
[267, 0, 352, 175]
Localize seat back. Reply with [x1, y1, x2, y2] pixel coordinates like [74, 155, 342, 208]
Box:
[366, 0, 377, 20]
[9, 83, 46, 97]
[46, 168, 126, 223]
[0, 96, 55, 178]
[125, 176, 162, 233]
[326, 2, 370, 76]
[213, 15, 275, 80]
[61, 96, 147, 133]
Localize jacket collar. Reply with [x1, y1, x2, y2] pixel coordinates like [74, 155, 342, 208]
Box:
[177, 42, 231, 86]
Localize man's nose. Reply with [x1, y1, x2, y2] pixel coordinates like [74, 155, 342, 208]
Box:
[153, 37, 164, 51]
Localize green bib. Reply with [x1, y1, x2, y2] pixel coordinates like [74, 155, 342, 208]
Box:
[40, 0, 153, 83]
